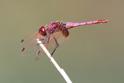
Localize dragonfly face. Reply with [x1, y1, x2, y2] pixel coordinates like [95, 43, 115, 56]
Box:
[38, 26, 47, 36]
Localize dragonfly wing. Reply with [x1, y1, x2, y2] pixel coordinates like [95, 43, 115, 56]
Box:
[20, 33, 46, 59]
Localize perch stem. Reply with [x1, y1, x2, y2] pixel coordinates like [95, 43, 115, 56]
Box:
[36, 38, 72, 83]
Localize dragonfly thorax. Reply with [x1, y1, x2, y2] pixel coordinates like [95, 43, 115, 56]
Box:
[48, 21, 68, 37]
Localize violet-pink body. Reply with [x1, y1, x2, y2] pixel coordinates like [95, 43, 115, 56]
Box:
[21, 19, 108, 56]
[38, 19, 108, 38]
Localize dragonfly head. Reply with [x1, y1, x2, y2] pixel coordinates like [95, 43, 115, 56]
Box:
[39, 26, 47, 36]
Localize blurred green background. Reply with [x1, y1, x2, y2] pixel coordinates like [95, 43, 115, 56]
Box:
[0, 0, 124, 83]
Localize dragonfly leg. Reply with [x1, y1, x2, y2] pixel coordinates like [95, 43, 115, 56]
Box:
[36, 50, 41, 55]
[51, 37, 59, 56]
[39, 33, 50, 44]
[39, 38, 47, 44]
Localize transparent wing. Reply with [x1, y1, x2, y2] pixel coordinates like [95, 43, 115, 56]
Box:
[20, 33, 46, 59]
[20, 31, 68, 59]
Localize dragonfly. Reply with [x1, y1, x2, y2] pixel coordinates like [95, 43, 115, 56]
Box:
[21, 19, 108, 57]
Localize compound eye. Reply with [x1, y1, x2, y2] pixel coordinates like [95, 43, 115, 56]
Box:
[39, 26, 47, 36]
